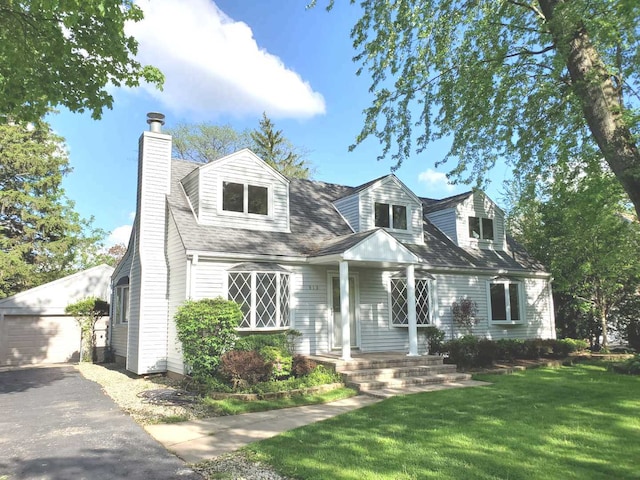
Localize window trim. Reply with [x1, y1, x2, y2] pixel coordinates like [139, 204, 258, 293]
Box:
[374, 202, 409, 231]
[487, 279, 524, 324]
[468, 216, 494, 241]
[227, 269, 291, 331]
[388, 276, 435, 327]
[114, 285, 129, 325]
[219, 179, 272, 218]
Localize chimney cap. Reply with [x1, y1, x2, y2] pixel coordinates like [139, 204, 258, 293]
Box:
[146, 112, 165, 132]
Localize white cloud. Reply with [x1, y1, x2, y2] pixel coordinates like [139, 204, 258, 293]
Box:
[108, 225, 133, 246]
[127, 0, 326, 119]
[418, 169, 456, 193]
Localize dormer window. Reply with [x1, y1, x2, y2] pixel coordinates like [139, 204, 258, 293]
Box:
[222, 182, 268, 215]
[375, 202, 407, 230]
[468, 216, 494, 240]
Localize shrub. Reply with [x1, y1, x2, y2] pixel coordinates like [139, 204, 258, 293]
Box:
[260, 346, 293, 380]
[443, 335, 480, 368]
[423, 326, 446, 355]
[553, 338, 589, 357]
[65, 296, 110, 363]
[292, 354, 317, 377]
[612, 355, 640, 375]
[477, 338, 498, 366]
[495, 339, 525, 361]
[234, 332, 288, 352]
[174, 297, 240, 379]
[451, 298, 479, 335]
[219, 350, 273, 390]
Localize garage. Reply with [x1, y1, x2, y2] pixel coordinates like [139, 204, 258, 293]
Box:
[0, 264, 114, 366]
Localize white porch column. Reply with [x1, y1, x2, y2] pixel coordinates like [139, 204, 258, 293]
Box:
[339, 260, 351, 361]
[406, 264, 419, 356]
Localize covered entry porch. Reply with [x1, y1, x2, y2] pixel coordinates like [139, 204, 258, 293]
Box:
[309, 229, 425, 361]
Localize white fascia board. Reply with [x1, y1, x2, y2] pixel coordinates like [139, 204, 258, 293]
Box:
[204, 148, 290, 185]
[185, 250, 307, 265]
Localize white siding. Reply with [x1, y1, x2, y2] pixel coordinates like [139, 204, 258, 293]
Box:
[359, 178, 424, 244]
[425, 208, 458, 244]
[166, 214, 188, 375]
[111, 242, 133, 360]
[433, 273, 555, 340]
[455, 192, 506, 251]
[198, 152, 290, 232]
[290, 265, 330, 354]
[127, 131, 171, 374]
[333, 195, 359, 232]
[180, 168, 200, 217]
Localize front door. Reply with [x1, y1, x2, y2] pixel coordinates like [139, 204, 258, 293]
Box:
[331, 276, 358, 349]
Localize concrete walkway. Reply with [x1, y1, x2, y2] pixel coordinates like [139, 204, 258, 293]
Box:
[145, 378, 490, 464]
[145, 395, 381, 463]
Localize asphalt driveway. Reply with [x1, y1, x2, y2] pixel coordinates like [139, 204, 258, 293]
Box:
[0, 365, 202, 480]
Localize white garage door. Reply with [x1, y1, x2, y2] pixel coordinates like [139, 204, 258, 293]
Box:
[0, 315, 108, 366]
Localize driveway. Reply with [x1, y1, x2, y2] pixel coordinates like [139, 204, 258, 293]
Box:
[0, 366, 202, 480]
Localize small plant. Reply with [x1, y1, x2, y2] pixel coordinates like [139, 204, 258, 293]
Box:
[611, 355, 640, 375]
[65, 297, 109, 362]
[423, 326, 446, 355]
[451, 298, 479, 335]
[292, 354, 317, 377]
[219, 350, 273, 390]
[174, 297, 241, 379]
[260, 346, 293, 380]
[234, 332, 288, 352]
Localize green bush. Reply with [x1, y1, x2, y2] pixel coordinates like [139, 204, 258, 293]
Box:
[423, 326, 446, 355]
[65, 296, 110, 363]
[234, 332, 288, 352]
[444, 336, 480, 368]
[238, 365, 342, 394]
[495, 339, 525, 361]
[553, 338, 589, 356]
[260, 346, 293, 380]
[612, 355, 640, 375]
[174, 297, 240, 379]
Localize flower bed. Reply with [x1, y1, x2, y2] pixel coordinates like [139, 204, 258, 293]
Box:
[207, 382, 344, 401]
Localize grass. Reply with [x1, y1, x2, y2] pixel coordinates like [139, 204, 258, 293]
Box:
[201, 386, 357, 415]
[245, 364, 640, 479]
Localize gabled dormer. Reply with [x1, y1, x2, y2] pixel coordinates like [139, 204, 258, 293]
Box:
[333, 174, 424, 245]
[180, 149, 290, 233]
[424, 190, 507, 251]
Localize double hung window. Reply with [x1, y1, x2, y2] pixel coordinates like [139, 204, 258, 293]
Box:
[489, 280, 522, 323]
[114, 279, 129, 324]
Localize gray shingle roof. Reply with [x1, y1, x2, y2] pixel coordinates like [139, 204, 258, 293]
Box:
[166, 159, 545, 273]
[421, 191, 473, 214]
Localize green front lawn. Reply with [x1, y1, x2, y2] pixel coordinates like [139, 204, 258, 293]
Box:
[246, 364, 640, 479]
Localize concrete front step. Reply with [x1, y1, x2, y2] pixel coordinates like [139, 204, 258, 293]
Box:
[342, 364, 458, 382]
[332, 355, 445, 372]
[347, 372, 473, 391]
[360, 379, 491, 399]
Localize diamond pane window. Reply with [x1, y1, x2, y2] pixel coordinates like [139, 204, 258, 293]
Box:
[391, 279, 408, 325]
[391, 277, 432, 326]
[228, 272, 251, 328]
[227, 266, 290, 330]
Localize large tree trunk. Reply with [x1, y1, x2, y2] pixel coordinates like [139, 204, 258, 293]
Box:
[538, 0, 640, 219]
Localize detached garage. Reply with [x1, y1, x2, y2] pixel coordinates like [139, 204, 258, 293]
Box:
[0, 264, 114, 366]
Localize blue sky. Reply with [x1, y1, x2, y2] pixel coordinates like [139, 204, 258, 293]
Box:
[48, 0, 511, 245]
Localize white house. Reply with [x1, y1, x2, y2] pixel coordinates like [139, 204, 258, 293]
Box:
[110, 113, 555, 376]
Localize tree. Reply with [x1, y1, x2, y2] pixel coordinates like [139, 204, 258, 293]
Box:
[167, 116, 313, 178]
[65, 296, 110, 362]
[166, 123, 252, 164]
[510, 161, 640, 348]
[91, 243, 127, 268]
[0, 1, 163, 122]
[315, 1, 640, 218]
[250, 113, 312, 179]
[0, 121, 105, 297]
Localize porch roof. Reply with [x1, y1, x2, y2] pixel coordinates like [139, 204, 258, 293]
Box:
[308, 229, 420, 266]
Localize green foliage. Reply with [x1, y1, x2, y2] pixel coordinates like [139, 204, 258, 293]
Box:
[510, 162, 640, 347]
[315, 0, 640, 219]
[246, 365, 342, 395]
[259, 346, 292, 380]
[167, 116, 313, 178]
[0, 1, 163, 122]
[0, 121, 107, 297]
[422, 326, 445, 354]
[234, 332, 289, 352]
[250, 113, 312, 178]
[611, 355, 640, 375]
[65, 296, 109, 362]
[174, 298, 240, 379]
[451, 298, 479, 335]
